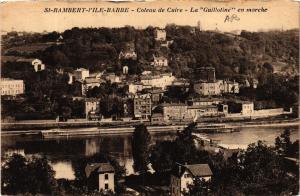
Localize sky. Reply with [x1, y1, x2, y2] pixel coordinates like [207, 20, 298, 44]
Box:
[0, 0, 299, 33]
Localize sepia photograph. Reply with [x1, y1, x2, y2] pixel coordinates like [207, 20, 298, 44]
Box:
[0, 0, 299, 195]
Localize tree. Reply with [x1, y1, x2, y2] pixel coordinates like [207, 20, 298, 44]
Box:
[72, 153, 125, 195]
[131, 124, 151, 173]
[275, 129, 298, 157]
[1, 154, 58, 195]
[184, 177, 211, 196]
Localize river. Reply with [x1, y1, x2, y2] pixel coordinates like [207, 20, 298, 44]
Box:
[1, 125, 298, 180]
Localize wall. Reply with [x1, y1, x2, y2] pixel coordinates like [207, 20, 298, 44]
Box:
[99, 172, 114, 192]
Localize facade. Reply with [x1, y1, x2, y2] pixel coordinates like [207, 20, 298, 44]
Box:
[188, 98, 221, 106]
[74, 68, 90, 81]
[119, 51, 137, 60]
[186, 105, 219, 119]
[140, 73, 175, 90]
[241, 102, 254, 115]
[123, 66, 129, 75]
[161, 103, 188, 122]
[222, 80, 239, 94]
[194, 80, 239, 96]
[193, 80, 223, 96]
[170, 163, 213, 196]
[85, 98, 100, 120]
[153, 55, 168, 67]
[128, 83, 144, 94]
[85, 162, 115, 193]
[154, 28, 166, 41]
[133, 94, 152, 120]
[31, 59, 45, 72]
[1, 78, 25, 96]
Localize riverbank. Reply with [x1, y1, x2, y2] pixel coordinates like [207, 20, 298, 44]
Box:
[1, 118, 299, 137]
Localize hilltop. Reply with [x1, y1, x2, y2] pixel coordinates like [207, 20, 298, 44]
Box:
[2, 26, 298, 82]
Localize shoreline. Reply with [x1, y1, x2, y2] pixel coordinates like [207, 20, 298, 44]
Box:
[1, 118, 299, 137]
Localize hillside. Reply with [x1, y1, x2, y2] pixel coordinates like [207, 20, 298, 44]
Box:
[2, 26, 299, 82]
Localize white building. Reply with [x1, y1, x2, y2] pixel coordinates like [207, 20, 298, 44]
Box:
[118, 51, 137, 60]
[74, 68, 90, 81]
[241, 101, 254, 115]
[194, 80, 239, 96]
[85, 98, 100, 119]
[154, 28, 166, 41]
[85, 162, 115, 193]
[221, 80, 239, 94]
[170, 163, 213, 196]
[31, 59, 45, 72]
[123, 66, 129, 75]
[141, 73, 175, 90]
[152, 55, 168, 67]
[1, 78, 25, 96]
[194, 80, 223, 96]
[128, 83, 144, 94]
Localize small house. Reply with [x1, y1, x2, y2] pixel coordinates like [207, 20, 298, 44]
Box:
[85, 162, 115, 193]
[170, 163, 213, 196]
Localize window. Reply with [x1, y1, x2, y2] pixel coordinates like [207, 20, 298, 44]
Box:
[104, 183, 109, 190]
[105, 174, 109, 180]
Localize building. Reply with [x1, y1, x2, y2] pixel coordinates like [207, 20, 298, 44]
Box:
[143, 88, 165, 104]
[221, 80, 239, 94]
[133, 93, 152, 120]
[241, 101, 254, 115]
[187, 98, 221, 106]
[186, 105, 219, 119]
[193, 80, 223, 96]
[194, 80, 239, 96]
[85, 162, 115, 193]
[128, 82, 144, 94]
[170, 163, 213, 196]
[82, 77, 104, 96]
[123, 66, 129, 75]
[1, 78, 24, 96]
[152, 55, 168, 67]
[85, 98, 100, 120]
[118, 51, 137, 60]
[103, 73, 121, 84]
[151, 113, 165, 125]
[31, 59, 45, 72]
[228, 101, 254, 115]
[154, 28, 166, 41]
[16, 58, 45, 72]
[74, 68, 90, 81]
[140, 73, 175, 90]
[196, 67, 216, 82]
[160, 103, 188, 122]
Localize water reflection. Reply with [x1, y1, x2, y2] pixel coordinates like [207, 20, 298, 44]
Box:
[1, 126, 298, 179]
[1, 133, 176, 179]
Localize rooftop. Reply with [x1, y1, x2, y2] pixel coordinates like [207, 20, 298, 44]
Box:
[185, 164, 213, 177]
[173, 163, 213, 178]
[85, 162, 115, 178]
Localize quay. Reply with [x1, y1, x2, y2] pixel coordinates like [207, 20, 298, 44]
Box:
[1, 118, 299, 137]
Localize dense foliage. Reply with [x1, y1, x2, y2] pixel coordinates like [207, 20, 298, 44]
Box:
[131, 124, 152, 173]
[1, 154, 58, 195]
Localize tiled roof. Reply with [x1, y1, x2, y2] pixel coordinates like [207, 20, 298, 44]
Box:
[185, 164, 213, 177]
[85, 162, 114, 178]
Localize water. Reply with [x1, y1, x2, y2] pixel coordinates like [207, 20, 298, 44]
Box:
[1, 126, 298, 180]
